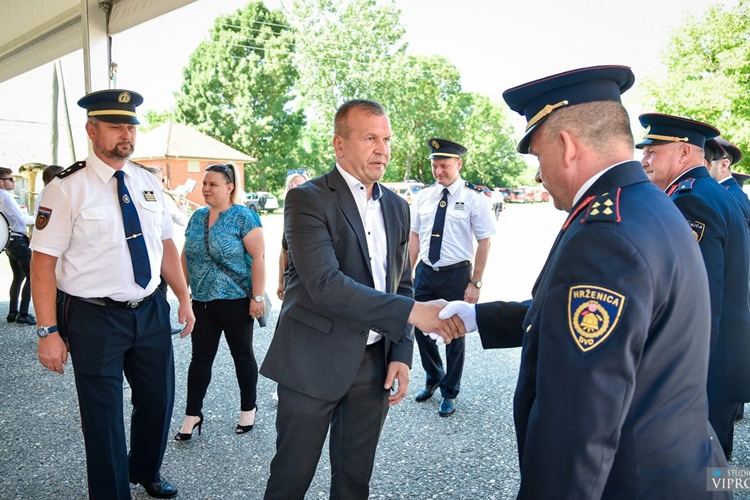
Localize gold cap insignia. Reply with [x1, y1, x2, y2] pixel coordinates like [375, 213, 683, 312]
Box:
[431, 140, 440, 149]
[118, 92, 131, 103]
[568, 285, 625, 353]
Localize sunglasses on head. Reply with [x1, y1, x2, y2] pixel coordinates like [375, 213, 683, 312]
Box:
[287, 168, 307, 175]
[206, 163, 235, 184]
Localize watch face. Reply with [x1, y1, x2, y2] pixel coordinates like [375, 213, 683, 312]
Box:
[473, 281, 483, 288]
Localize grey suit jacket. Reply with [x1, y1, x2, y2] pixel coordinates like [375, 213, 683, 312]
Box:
[260, 167, 415, 401]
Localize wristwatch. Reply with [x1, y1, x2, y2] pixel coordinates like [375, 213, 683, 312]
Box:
[470, 280, 483, 289]
[253, 295, 264, 303]
[36, 325, 59, 338]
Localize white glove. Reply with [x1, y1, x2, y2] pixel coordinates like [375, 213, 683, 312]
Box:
[422, 331, 445, 345]
[439, 301, 478, 333]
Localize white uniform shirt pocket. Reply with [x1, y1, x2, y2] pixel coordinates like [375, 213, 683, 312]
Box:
[137, 198, 165, 233]
[77, 207, 116, 247]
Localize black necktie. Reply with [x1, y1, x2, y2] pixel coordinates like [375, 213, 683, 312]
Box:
[428, 188, 450, 264]
[114, 170, 151, 288]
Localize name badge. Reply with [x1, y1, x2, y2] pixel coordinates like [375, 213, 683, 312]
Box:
[144, 191, 157, 202]
[454, 202, 465, 211]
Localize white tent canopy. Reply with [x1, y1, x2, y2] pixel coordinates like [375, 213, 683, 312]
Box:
[0, 0, 197, 87]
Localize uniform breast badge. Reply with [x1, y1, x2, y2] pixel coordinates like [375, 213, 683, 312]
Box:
[144, 191, 157, 202]
[568, 285, 625, 353]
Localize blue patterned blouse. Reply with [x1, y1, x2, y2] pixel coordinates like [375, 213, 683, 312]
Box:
[184, 204, 262, 302]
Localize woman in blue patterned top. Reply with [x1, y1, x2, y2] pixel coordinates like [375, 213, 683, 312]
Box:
[175, 163, 266, 440]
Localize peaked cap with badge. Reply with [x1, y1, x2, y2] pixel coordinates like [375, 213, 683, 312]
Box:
[502, 65, 635, 154]
[635, 113, 719, 150]
[77, 89, 143, 124]
[427, 138, 467, 159]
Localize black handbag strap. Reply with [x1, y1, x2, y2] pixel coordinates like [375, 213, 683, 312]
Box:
[203, 214, 252, 298]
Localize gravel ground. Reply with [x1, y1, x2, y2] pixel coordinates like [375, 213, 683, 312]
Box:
[2, 203, 749, 499]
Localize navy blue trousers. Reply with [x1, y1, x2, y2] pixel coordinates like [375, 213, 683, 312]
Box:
[65, 292, 174, 499]
[413, 262, 471, 399]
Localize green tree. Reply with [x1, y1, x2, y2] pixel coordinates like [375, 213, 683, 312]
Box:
[642, 0, 750, 171]
[174, 2, 305, 191]
[460, 93, 528, 188]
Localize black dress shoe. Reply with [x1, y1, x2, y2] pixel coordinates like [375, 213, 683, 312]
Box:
[439, 398, 456, 417]
[16, 313, 36, 325]
[415, 382, 440, 402]
[6, 312, 17, 323]
[129, 476, 178, 498]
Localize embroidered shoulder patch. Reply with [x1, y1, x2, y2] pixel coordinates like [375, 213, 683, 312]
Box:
[36, 206, 52, 230]
[687, 220, 706, 242]
[568, 285, 625, 353]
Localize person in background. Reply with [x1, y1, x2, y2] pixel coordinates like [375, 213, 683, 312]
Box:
[705, 137, 750, 223]
[409, 138, 495, 417]
[31, 89, 194, 499]
[260, 99, 458, 500]
[637, 113, 750, 461]
[276, 168, 312, 300]
[440, 65, 729, 498]
[176, 162, 265, 440]
[0, 166, 35, 325]
[42, 165, 64, 186]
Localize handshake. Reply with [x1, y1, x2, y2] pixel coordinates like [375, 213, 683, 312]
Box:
[408, 299, 478, 345]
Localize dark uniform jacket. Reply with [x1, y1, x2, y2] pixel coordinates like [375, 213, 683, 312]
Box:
[669, 167, 750, 406]
[475, 161, 728, 499]
[721, 176, 750, 230]
[260, 167, 414, 401]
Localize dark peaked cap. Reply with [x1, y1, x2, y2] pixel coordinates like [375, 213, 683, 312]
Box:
[636, 113, 719, 150]
[78, 89, 143, 125]
[502, 65, 635, 154]
[716, 137, 743, 166]
[427, 138, 467, 159]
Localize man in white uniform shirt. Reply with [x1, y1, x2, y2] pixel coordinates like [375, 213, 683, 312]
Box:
[0, 167, 35, 324]
[30, 89, 194, 499]
[409, 138, 496, 416]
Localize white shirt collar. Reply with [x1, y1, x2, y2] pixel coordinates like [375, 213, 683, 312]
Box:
[335, 164, 382, 200]
[571, 161, 629, 207]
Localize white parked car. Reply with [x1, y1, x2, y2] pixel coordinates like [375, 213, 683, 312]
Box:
[245, 191, 279, 214]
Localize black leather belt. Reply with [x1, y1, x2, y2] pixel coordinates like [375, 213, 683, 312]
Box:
[73, 290, 157, 309]
[9, 232, 28, 240]
[421, 260, 471, 272]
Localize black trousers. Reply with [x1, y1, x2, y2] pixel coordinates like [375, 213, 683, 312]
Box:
[65, 292, 174, 499]
[264, 340, 389, 500]
[185, 298, 257, 415]
[413, 262, 471, 399]
[6, 235, 31, 315]
[709, 402, 740, 459]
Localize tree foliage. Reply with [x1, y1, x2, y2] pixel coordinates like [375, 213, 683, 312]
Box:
[642, 0, 750, 171]
[173, 2, 305, 190]
[166, 0, 528, 193]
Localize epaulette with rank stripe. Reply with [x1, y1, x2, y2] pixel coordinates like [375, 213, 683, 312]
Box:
[464, 182, 483, 193]
[56, 161, 86, 179]
[583, 189, 621, 223]
[675, 178, 695, 192]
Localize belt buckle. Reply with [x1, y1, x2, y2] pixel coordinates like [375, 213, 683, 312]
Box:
[127, 298, 143, 309]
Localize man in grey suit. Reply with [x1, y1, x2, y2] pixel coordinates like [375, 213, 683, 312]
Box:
[261, 99, 457, 499]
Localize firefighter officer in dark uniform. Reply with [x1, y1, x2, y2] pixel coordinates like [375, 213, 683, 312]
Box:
[636, 113, 750, 461]
[409, 138, 496, 417]
[437, 65, 729, 498]
[30, 89, 195, 499]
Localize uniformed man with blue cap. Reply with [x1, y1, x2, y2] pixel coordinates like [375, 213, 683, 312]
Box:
[435, 66, 729, 498]
[30, 89, 195, 499]
[409, 138, 496, 417]
[706, 137, 750, 222]
[637, 113, 750, 461]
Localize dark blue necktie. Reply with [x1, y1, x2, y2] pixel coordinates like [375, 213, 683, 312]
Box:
[114, 170, 151, 288]
[428, 188, 450, 264]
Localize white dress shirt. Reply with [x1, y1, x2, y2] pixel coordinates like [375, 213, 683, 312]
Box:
[336, 164, 386, 344]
